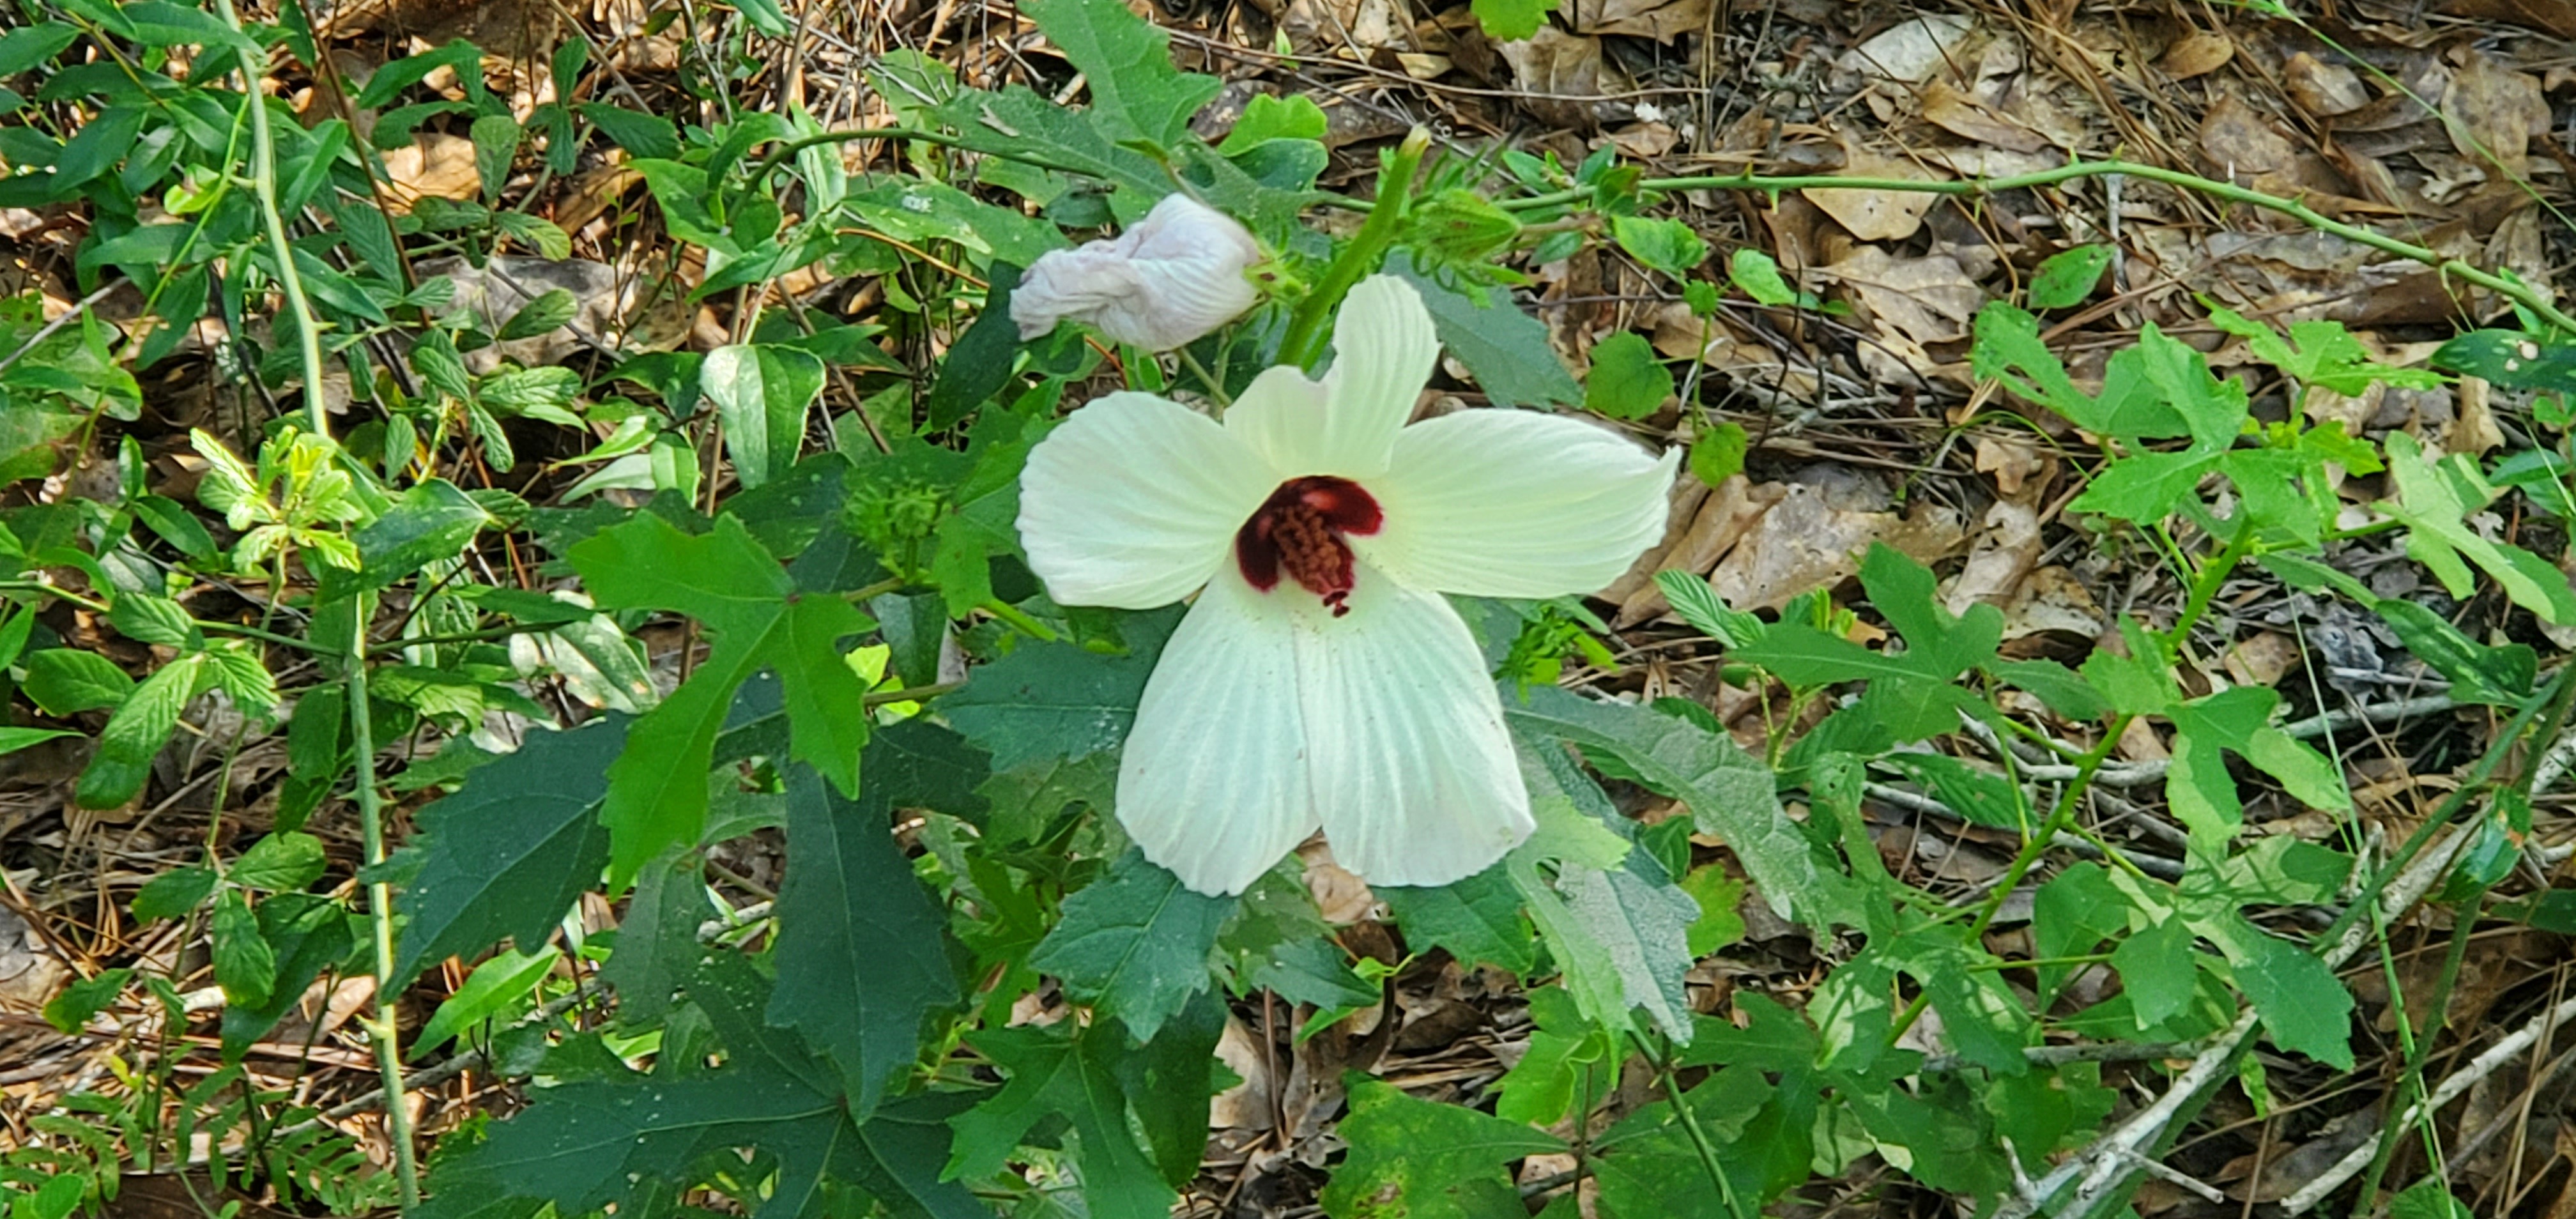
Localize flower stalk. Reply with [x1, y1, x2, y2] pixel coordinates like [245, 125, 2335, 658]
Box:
[1276, 128, 1431, 372]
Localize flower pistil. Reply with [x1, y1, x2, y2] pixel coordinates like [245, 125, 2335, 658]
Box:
[1234, 477, 1381, 616]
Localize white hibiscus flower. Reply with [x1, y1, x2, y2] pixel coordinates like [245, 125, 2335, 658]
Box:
[1009, 194, 1264, 351]
[1016, 275, 1680, 895]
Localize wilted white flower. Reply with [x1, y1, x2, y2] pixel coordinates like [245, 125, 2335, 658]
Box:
[1016, 275, 1680, 895]
[1010, 193, 1262, 351]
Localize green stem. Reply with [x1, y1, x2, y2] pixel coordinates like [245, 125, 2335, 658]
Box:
[210, 0, 331, 436]
[343, 592, 419, 1204]
[1503, 160, 2576, 337]
[1275, 129, 1430, 371]
[981, 599, 1057, 643]
[1637, 1033, 1749, 1219]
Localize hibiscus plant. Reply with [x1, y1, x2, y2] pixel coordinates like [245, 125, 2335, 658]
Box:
[4, 0, 2561, 1215]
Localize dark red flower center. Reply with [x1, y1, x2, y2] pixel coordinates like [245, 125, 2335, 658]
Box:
[1235, 476, 1383, 617]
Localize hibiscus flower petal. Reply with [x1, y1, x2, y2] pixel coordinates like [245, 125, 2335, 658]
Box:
[1359, 410, 1680, 599]
[1227, 275, 1435, 478]
[1117, 566, 1320, 895]
[1298, 567, 1531, 887]
[1018, 391, 1276, 609]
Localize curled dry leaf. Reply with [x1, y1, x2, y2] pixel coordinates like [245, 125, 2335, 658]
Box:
[2440, 50, 2549, 174]
[2158, 30, 2234, 80]
[2285, 52, 2371, 118]
[1614, 474, 1782, 625]
[1704, 482, 1964, 613]
[1942, 499, 2040, 616]
[1804, 144, 1942, 243]
[1823, 247, 1983, 349]
[1834, 13, 1972, 82]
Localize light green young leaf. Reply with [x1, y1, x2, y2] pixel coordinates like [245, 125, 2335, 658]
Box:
[411, 946, 560, 1058]
[702, 344, 824, 491]
[2026, 245, 2111, 309]
[1584, 331, 1674, 420]
[1611, 215, 1709, 278]
[2380, 432, 2576, 625]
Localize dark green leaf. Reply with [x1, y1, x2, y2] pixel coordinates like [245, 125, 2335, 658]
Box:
[132, 866, 216, 921]
[947, 1023, 1176, 1219]
[1381, 867, 1535, 974]
[862, 717, 992, 818]
[211, 888, 276, 1009]
[2376, 598, 2535, 705]
[2026, 245, 2111, 309]
[1320, 1077, 1567, 1219]
[389, 716, 624, 986]
[42, 968, 130, 1034]
[1390, 250, 1581, 409]
[924, 263, 1023, 431]
[766, 766, 960, 1119]
[1029, 849, 1236, 1043]
[2434, 330, 2576, 395]
[944, 607, 1179, 770]
[770, 593, 875, 795]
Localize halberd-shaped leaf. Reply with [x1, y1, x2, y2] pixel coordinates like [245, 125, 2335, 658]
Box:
[1027, 848, 1235, 1043]
[390, 716, 625, 986]
[767, 766, 961, 1120]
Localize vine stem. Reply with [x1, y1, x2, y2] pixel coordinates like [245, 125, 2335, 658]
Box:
[1636, 1033, 1749, 1219]
[344, 592, 420, 1204]
[208, 0, 331, 437]
[1503, 160, 2576, 338]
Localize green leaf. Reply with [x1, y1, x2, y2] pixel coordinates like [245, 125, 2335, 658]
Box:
[1584, 331, 1673, 420]
[1556, 862, 1698, 1041]
[1878, 753, 2023, 829]
[2388, 1180, 2473, 1219]
[1320, 1077, 1567, 1219]
[947, 1022, 1177, 1219]
[2433, 329, 2576, 395]
[232, 831, 326, 892]
[1508, 687, 1861, 933]
[863, 717, 992, 818]
[413, 946, 560, 1059]
[2380, 432, 2576, 624]
[43, 968, 130, 1034]
[1687, 422, 1748, 488]
[132, 865, 216, 921]
[2209, 307, 2442, 398]
[2207, 914, 2354, 1069]
[1728, 248, 1798, 307]
[498, 288, 579, 341]
[0, 726, 75, 757]
[2026, 245, 2112, 309]
[1655, 571, 1763, 647]
[572, 512, 792, 636]
[945, 608, 1180, 770]
[577, 102, 681, 160]
[470, 113, 521, 199]
[1029, 849, 1236, 1043]
[1381, 868, 1535, 974]
[766, 766, 960, 1119]
[211, 888, 277, 1009]
[75, 653, 210, 809]
[2111, 914, 2197, 1031]
[389, 717, 624, 986]
[702, 344, 825, 491]
[338, 479, 489, 594]
[1390, 250, 1581, 410]
[1611, 215, 1708, 278]
[107, 591, 200, 648]
[2377, 593, 2538, 706]
[770, 593, 875, 795]
[25, 646, 137, 716]
[1496, 986, 1609, 1126]
[1908, 940, 2034, 1075]
[1020, 0, 1221, 149]
[1468, 0, 1549, 40]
